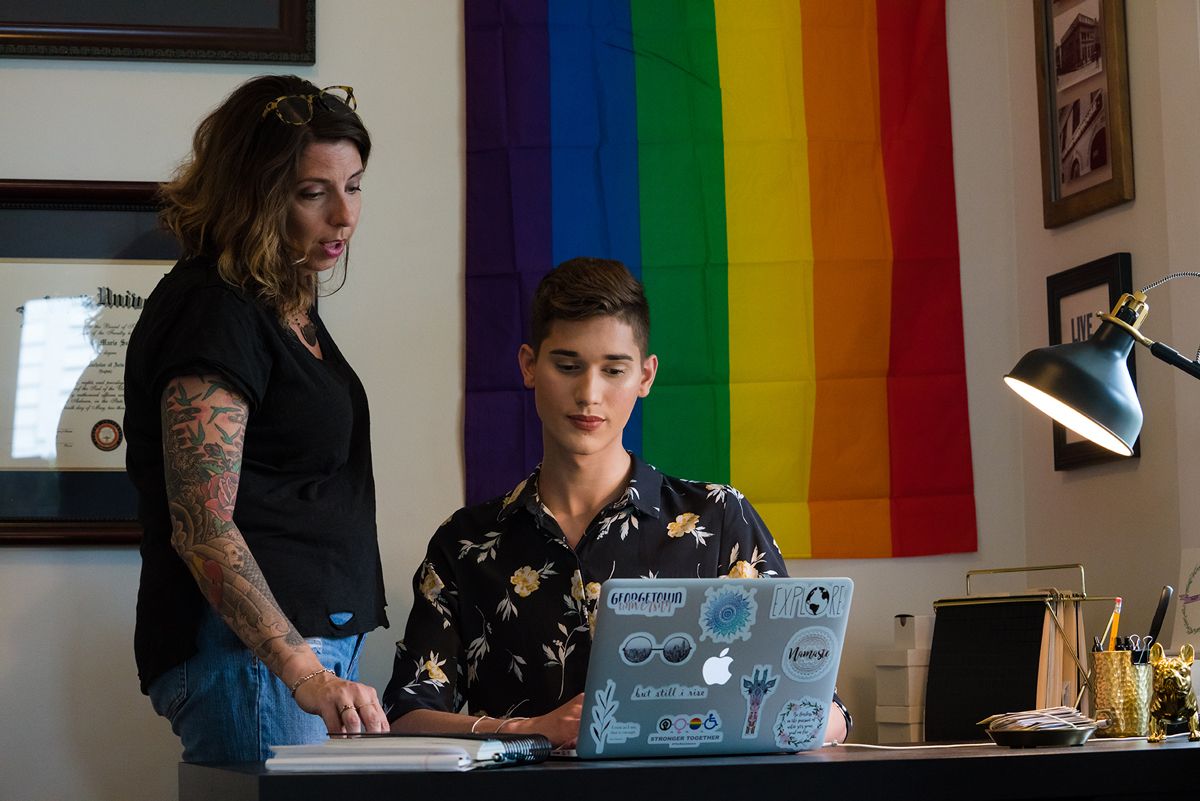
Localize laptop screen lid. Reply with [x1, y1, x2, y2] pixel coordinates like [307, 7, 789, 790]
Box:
[576, 576, 853, 759]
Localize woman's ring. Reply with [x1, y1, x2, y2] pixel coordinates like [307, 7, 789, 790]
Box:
[338, 704, 353, 715]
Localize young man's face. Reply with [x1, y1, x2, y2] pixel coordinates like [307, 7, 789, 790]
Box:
[518, 316, 657, 463]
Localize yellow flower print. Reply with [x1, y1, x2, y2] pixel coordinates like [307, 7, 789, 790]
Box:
[571, 571, 586, 601]
[511, 565, 541, 597]
[586, 581, 601, 600]
[727, 560, 759, 579]
[667, 512, 701, 538]
[423, 653, 448, 685]
[420, 564, 444, 603]
[502, 477, 529, 509]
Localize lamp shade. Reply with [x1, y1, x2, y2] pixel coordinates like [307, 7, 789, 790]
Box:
[1003, 319, 1141, 456]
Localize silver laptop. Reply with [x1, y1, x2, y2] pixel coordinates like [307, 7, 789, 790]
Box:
[576, 577, 853, 759]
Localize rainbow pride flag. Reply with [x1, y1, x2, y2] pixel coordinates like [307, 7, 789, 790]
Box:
[464, 0, 975, 558]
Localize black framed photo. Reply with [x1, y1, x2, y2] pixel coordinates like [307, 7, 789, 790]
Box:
[1033, 0, 1134, 229]
[0, 0, 314, 64]
[0, 179, 176, 545]
[1046, 252, 1139, 470]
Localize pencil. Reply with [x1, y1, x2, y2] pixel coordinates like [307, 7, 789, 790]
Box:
[1108, 597, 1122, 651]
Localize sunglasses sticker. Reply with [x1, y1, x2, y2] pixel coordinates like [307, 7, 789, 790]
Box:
[781, 625, 838, 683]
[631, 683, 708, 701]
[648, 711, 723, 748]
[774, 696, 827, 750]
[698, 584, 758, 644]
[607, 586, 687, 617]
[619, 632, 696, 667]
[589, 679, 641, 755]
[739, 664, 780, 739]
[768, 582, 849, 620]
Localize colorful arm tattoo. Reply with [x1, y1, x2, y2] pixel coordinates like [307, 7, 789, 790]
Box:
[161, 374, 305, 664]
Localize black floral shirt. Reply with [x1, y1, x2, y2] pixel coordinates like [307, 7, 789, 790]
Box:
[382, 454, 787, 721]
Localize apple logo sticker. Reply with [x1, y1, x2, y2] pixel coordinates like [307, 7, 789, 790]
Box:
[703, 647, 734, 685]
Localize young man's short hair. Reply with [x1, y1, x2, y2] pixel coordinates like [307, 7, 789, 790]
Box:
[529, 257, 650, 358]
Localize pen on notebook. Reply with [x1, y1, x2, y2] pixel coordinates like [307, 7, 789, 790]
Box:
[1108, 597, 1122, 650]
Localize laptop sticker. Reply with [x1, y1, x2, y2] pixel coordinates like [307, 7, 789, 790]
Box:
[698, 584, 758, 643]
[607, 586, 687, 616]
[632, 683, 708, 701]
[619, 632, 696, 666]
[774, 697, 827, 750]
[589, 679, 641, 755]
[648, 711, 724, 748]
[739, 664, 780, 738]
[769, 582, 849, 619]
[781, 625, 838, 683]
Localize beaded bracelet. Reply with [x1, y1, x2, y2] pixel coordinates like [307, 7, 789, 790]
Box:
[289, 668, 334, 698]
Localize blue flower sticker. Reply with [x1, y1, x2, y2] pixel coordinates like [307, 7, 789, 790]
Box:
[698, 584, 758, 643]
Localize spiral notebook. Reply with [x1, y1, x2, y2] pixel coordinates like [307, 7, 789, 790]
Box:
[266, 732, 552, 772]
[576, 576, 853, 759]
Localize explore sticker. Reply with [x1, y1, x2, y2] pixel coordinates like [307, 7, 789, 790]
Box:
[781, 625, 838, 683]
[774, 696, 826, 750]
[768, 582, 849, 619]
[607, 586, 687, 616]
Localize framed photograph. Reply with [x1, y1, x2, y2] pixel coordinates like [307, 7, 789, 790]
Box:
[1046, 252, 1139, 470]
[1033, 0, 1134, 228]
[0, 0, 313, 65]
[0, 179, 175, 545]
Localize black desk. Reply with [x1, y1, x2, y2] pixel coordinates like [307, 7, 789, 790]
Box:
[180, 737, 1198, 801]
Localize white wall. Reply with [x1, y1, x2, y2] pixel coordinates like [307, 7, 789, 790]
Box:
[0, 3, 463, 799]
[1005, 0, 1198, 645]
[3, 1, 1198, 796]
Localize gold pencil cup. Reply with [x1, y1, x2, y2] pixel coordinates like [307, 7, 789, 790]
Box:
[1090, 650, 1152, 737]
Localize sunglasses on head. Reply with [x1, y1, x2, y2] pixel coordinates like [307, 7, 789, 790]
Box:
[262, 85, 356, 125]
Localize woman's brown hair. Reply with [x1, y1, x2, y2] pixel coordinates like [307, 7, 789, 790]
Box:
[158, 75, 371, 322]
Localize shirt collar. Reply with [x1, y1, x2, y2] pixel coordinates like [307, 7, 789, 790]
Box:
[496, 452, 664, 523]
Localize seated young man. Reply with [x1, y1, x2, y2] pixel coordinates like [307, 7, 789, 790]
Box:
[382, 257, 850, 747]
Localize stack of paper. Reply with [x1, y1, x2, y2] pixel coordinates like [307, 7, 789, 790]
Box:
[267, 733, 551, 772]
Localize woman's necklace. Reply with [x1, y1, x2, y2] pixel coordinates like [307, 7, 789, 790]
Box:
[291, 313, 317, 347]
[298, 319, 317, 346]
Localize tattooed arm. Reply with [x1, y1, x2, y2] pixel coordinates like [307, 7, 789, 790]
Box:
[161, 373, 388, 734]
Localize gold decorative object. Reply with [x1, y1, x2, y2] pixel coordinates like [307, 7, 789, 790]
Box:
[1090, 650, 1151, 737]
[1148, 643, 1200, 743]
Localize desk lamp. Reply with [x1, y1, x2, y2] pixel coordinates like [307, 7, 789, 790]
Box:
[1004, 273, 1200, 455]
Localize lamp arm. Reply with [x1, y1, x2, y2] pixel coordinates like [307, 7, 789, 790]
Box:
[1148, 340, 1200, 381]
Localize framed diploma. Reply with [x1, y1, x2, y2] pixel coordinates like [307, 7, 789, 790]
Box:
[0, 179, 176, 544]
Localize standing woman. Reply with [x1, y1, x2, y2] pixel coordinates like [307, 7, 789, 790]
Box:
[124, 75, 389, 763]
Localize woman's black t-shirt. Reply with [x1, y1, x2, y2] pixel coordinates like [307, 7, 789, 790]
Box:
[125, 257, 387, 693]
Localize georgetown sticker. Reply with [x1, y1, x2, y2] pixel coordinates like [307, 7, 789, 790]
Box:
[607, 586, 687, 616]
[648, 711, 723, 748]
[781, 625, 838, 683]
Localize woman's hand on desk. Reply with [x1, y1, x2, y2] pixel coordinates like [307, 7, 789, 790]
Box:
[511, 693, 583, 749]
[292, 670, 390, 735]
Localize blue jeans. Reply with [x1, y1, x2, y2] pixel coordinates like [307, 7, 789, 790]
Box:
[148, 607, 367, 763]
